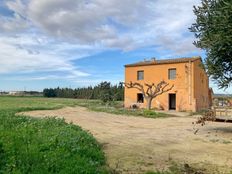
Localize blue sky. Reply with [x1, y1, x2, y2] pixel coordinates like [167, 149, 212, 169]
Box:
[0, 0, 231, 94]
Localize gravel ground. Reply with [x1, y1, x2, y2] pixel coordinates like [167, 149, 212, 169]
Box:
[19, 106, 232, 174]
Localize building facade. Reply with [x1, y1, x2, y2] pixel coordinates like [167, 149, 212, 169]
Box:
[124, 57, 212, 112]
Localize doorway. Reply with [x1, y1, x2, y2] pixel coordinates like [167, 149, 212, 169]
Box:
[169, 94, 176, 110]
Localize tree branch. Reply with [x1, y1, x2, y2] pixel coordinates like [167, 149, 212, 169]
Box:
[124, 82, 146, 95]
[124, 81, 174, 109]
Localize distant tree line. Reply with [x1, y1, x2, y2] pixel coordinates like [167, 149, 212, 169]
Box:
[24, 91, 43, 96]
[43, 81, 124, 102]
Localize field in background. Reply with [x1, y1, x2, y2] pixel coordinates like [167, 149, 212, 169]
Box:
[74, 99, 169, 119]
[0, 96, 108, 173]
[0, 96, 168, 119]
[0, 96, 83, 110]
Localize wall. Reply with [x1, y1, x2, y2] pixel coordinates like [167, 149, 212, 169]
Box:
[192, 59, 210, 111]
[125, 59, 212, 111]
[124, 61, 196, 111]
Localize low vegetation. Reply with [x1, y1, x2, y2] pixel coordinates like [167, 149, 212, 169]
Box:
[1, 97, 231, 173]
[74, 100, 168, 119]
[0, 96, 108, 173]
[13, 93, 168, 119]
[0, 96, 172, 174]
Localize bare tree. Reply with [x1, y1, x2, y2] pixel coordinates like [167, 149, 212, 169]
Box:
[124, 80, 174, 110]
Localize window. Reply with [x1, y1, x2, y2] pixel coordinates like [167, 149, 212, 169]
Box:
[137, 70, 144, 80]
[137, 93, 144, 103]
[168, 68, 176, 80]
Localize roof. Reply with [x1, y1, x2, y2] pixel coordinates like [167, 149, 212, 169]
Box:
[125, 57, 202, 67]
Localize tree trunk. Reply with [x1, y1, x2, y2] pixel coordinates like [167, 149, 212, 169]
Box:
[146, 97, 152, 110]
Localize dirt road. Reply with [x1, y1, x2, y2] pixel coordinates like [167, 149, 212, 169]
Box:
[20, 107, 232, 173]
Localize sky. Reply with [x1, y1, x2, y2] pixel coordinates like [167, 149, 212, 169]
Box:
[0, 0, 231, 94]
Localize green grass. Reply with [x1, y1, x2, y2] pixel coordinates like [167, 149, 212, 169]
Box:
[0, 96, 108, 174]
[0, 96, 168, 173]
[75, 100, 168, 118]
[0, 96, 168, 119]
[0, 96, 84, 111]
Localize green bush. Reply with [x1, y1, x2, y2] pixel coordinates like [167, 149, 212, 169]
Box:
[99, 92, 113, 103]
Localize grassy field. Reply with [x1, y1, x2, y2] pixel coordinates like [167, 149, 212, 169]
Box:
[0, 96, 108, 174]
[0, 96, 82, 111]
[0, 96, 168, 119]
[0, 96, 172, 174]
[75, 99, 169, 118]
[1, 97, 229, 174]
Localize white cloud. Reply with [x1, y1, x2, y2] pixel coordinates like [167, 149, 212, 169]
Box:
[1, 0, 201, 53]
[6, 0, 26, 16]
[0, 0, 203, 83]
[0, 35, 90, 78]
[0, 13, 29, 32]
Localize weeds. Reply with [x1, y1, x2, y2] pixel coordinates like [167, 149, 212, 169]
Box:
[0, 96, 108, 173]
[75, 100, 168, 118]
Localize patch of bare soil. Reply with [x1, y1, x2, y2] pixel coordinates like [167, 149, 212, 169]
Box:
[19, 107, 232, 174]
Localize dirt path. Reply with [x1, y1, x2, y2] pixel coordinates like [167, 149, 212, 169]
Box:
[20, 107, 232, 173]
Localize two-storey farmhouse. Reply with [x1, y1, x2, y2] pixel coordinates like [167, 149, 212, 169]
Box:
[124, 57, 212, 112]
